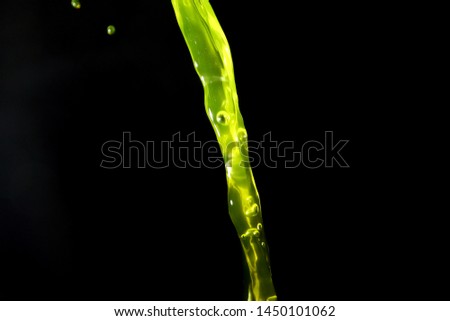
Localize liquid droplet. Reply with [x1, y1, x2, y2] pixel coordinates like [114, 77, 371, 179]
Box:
[107, 25, 116, 36]
[71, 0, 81, 9]
[257, 223, 263, 231]
[267, 295, 277, 301]
[216, 111, 230, 125]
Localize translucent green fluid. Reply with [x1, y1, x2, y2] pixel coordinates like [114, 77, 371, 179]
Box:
[171, 0, 276, 301]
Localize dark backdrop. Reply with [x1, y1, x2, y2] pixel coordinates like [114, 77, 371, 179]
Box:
[0, 0, 447, 300]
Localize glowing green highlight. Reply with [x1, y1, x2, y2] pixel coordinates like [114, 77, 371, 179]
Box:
[171, 0, 276, 301]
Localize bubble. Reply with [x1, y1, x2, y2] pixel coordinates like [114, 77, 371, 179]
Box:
[257, 223, 263, 231]
[107, 25, 116, 36]
[71, 0, 81, 9]
[261, 242, 266, 248]
[237, 128, 248, 143]
[216, 111, 230, 125]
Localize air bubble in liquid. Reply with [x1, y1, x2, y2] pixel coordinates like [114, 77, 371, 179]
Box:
[216, 111, 230, 125]
[237, 128, 248, 143]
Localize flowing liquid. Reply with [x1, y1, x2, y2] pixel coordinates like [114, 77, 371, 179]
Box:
[71, 0, 276, 301]
[171, 0, 276, 301]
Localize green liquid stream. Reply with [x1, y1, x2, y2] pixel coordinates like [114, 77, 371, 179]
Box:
[171, 0, 276, 301]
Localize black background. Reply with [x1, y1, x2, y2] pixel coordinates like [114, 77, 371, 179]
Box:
[0, 0, 447, 300]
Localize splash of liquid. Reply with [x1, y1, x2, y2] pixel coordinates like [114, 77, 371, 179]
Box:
[171, 0, 276, 301]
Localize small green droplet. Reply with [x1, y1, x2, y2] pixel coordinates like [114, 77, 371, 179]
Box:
[71, 0, 81, 9]
[107, 25, 116, 36]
